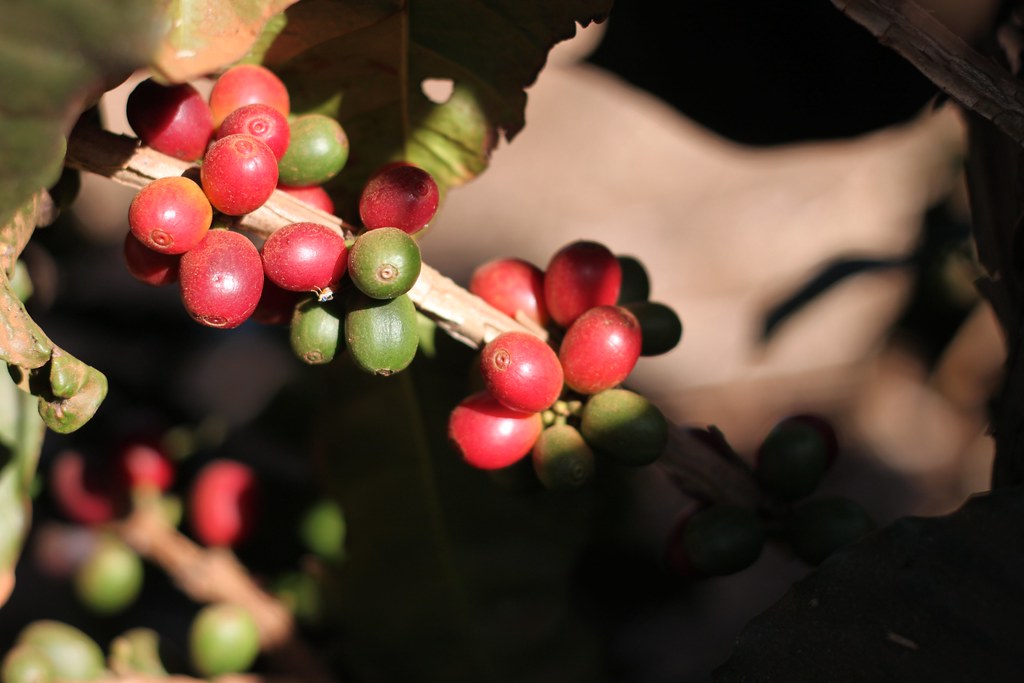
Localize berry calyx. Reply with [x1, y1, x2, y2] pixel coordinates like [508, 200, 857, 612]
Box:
[217, 103, 291, 160]
[209, 63, 290, 128]
[358, 162, 439, 235]
[544, 240, 622, 327]
[558, 305, 642, 395]
[448, 391, 543, 470]
[261, 222, 348, 294]
[126, 79, 213, 161]
[469, 257, 549, 327]
[200, 134, 279, 216]
[128, 176, 212, 254]
[346, 227, 422, 299]
[188, 459, 260, 547]
[277, 114, 349, 187]
[479, 331, 563, 413]
[179, 229, 264, 329]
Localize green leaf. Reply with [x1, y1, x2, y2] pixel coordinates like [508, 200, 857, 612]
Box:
[261, 0, 612, 216]
[150, 0, 300, 83]
[715, 487, 1024, 681]
[0, 0, 159, 229]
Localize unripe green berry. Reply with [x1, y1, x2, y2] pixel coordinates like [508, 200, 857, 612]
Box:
[188, 603, 260, 677]
[277, 114, 349, 186]
[682, 505, 765, 577]
[2, 644, 55, 683]
[531, 424, 595, 489]
[73, 535, 144, 615]
[15, 621, 105, 681]
[580, 388, 668, 465]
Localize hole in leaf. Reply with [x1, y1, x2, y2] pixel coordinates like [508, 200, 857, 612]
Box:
[421, 78, 454, 104]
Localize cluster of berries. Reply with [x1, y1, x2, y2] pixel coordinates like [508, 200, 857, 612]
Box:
[122, 63, 440, 366]
[665, 415, 876, 579]
[448, 239, 684, 487]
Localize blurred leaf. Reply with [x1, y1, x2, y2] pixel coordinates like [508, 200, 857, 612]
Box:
[715, 487, 1024, 681]
[0, 0, 159, 228]
[261, 0, 612, 217]
[150, 0, 300, 82]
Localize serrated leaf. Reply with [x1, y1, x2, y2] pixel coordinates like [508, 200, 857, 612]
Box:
[0, 0, 159, 228]
[715, 487, 1024, 681]
[150, 0, 300, 82]
[260, 0, 612, 217]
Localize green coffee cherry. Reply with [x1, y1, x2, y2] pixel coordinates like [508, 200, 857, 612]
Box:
[290, 297, 344, 365]
[531, 424, 595, 490]
[347, 227, 422, 299]
[188, 603, 260, 677]
[345, 292, 419, 376]
[682, 505, 765, 577]
[756, 415, 837, 502]
[277, 114, 349, 186]
[108, 628, 169, 677]
[73, 535, 144, 615]
[2, 644, 55, 683]
[272, 571, 323, 624]
[580, 388, 668, 465]
[623, 301, 683, 356]
[616, 255, 649, 304]
[787, 496, 875, 565]
[15, 621, 105, 681]
[299, 498, 346, 561]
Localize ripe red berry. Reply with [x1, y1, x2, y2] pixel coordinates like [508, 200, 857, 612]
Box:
[200, 134, 279, 216]
[479, 332, 563, 413]
[544, 241, 622, 327]
[123, 232, 180, 286]
[216, 103, 290, 160]
[359, 163, 440, 235]
[448, 391, 543, 470]
[179, 230, 264, 328]
[261, 222, 348, 294]
[209, 64, 290, 128]
[126, 79, 213, 161]
[469, 258, 549, 327]
[278, 184, 335, 214]
[188, 460, 260, 547]
[49, 449, 119, 525]
[128, 176, 212, 254]
[558, 305, 642, 395]
[114, 436, 175, 492]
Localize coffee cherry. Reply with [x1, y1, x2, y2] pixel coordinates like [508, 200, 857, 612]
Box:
[115, 435, 175, 492]
[469, 257, 549, 327]
[49, 449, 119, 525]
[678, 504, 765, 577]
[73, 535, 144, 615]
[188, 603, 260, 677]
[261, 222, 348, 294]
[179, 229, 264, 329]
[448, 391, 543, 470]
[126, 79, 213, 161]
[580, 388, 667, 466]
[622, 301, 683, 356]
[2, 644, 55, 683]
[344, 292, 419, 375]
[209, 63, 290, 128]
[16, 621, 105, 682]
[479, 331, 563, 413]
[544, 240, 621, 327]
[128, 176, 212, 254]
[298, 499, 346, 561]
[290, 297, 344, 365]
[756, 414, 838, 502]
[200, 134, 278, 215]
[358, 162, 440, 235]
[787, 496, 875, 565]
[252, 280, 303, 325]
[188, 459, 260, 547]
[558, 305, 642, 395]
[616, 255, 650, 304]
[123, 232, 180, 286]
[347, 227, 421, 299]
[217, 103, 290, 160]
[531, 424, 595, 489]
[279, 184, 335, 214]
[277, 114, 349, 187]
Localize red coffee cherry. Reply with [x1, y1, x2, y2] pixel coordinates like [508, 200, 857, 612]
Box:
[479, 332, 563, 413]
[278, 184, 335, 214]
[128, 176, 212, 254]
[49, 449, 119, 525]
[179, 230, 264, 328]
[126, 79, 213, 161]
[123, 232, 180, 286]
[252, 279, 303, 325]
[544, 240, 622, 327]
[188, 459, 261, 547]
[358, 162, 440, 235]
[217, 103, 290, 160]
[469, 257, 549, 327]
[209, 64, 290, 128]
[200, 134, 279, 216]
[261, 222, 348, 294]
[558, 305, 642, 395]
[114, 436, 175, 492]
[448, 391, 543, 470]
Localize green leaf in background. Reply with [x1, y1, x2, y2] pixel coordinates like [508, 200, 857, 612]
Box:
[0, 0, 160, 229]
[150, 0, 300, 83]
[715, 487, 1024, 681]
[258, 0, 613, 218]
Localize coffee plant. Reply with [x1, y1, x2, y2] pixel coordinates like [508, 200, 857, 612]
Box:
[4, 0, 1024, 681]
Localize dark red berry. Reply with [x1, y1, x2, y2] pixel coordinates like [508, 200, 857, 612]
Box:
[469, 257, 548, 327]
[479, 332, 563, 413]
[200, 134, 279, 216]
[278, 184, 335, 214]
[128, 176, 212, 254]
[252, 279, 303, 325]
[188, 460, 260, 547]
[126, 79, 213, 161]
[209, 64, 290, 128]
[179, 230, 264, 328]
[123, 232, 180, 286]
[448, 391, 543, 470]
[261, 222, 348, 293]
[558, 305, 642, 394]
[49, 449, 119, 525]
[217, 103, 290, 160]
[544, 241, 621, 327]
[359, 163, 440, 235]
